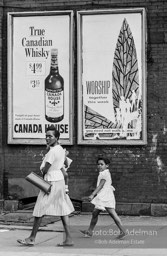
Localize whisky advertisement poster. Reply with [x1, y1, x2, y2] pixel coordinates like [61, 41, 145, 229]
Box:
[77, 9, 147, 145]
[8, 11, 73, 144]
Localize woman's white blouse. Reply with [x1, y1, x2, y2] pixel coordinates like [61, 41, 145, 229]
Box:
[40, 145, 65, 181]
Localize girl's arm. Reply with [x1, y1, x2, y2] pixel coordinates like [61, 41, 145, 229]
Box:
[61, 166, 69, 194]
[110, 172, 113, 184]
[61, 166, 69, 185]
[88, 179, 106, 201]
[64, 157, 69, 168]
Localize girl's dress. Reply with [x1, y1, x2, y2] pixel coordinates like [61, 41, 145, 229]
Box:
[33, 144, 74, 217]
[91, 169, 116, 211]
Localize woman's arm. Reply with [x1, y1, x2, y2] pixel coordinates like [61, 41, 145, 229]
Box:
[88, 179, 106, 201]
[41, 162, 51, 177]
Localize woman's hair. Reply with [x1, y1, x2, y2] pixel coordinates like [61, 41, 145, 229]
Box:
[96, 156, 110, 165]
[46, 125, 60, 139]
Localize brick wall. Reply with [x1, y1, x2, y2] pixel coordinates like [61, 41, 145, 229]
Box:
[0, 0, 167, 206]
[0, 0, 4, 198]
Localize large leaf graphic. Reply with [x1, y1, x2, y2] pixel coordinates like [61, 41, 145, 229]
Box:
[112, 18, 141, 137]
[112, 18, 139, 111]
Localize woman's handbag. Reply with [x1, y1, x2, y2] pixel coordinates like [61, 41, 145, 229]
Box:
[25, 172, 52, 194]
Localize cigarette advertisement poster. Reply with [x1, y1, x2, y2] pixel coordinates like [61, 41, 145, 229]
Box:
[77, 9, 147, 145]
[8, 11, 73, 145]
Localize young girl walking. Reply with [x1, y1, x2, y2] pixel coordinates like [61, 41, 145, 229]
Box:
[80, 156, 126, 239]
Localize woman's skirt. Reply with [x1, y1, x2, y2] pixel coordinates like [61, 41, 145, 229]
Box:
[33, 179, 74, 217]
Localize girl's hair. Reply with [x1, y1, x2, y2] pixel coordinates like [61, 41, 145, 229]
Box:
[46, 125, 60, 139]
[96, 156, 110, 165]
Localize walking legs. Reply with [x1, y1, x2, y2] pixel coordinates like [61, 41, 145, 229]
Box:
[87, 208, 101, 235]
[29, 216, 43, 241]
[106, 208, 126, 238]
[17, 216, 43, 245]
[60, 215, 73, 245]
[80, 208, 101, 237]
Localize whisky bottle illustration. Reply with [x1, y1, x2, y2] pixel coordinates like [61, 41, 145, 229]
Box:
[45, 48, 64, 123]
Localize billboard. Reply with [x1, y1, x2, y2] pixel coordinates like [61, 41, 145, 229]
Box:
[8, 11, 74, 144]
[77, 8, 147, 145]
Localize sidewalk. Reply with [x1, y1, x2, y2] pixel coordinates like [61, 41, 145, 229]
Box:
[0, 211, 167, 256]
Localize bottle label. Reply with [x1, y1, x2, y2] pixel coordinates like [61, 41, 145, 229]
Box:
[45, 88, 64, 118]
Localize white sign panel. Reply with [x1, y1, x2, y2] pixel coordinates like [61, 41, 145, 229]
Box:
[8, 11, 73, 144]
[77, 9, 147, 145]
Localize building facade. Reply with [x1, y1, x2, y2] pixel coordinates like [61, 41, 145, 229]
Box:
[0, 0, 167, 215]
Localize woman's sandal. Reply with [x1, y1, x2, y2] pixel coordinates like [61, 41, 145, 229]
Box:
[17, 239, 34, 246]
[57, 241, 74, 247]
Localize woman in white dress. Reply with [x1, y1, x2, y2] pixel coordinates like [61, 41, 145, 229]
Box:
[17, 126, 74, 246]
[80, 156, 126, 239]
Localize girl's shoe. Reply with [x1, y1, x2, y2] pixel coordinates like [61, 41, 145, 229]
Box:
[17, 239, 34, 246]
[80, 230, 92, 238]
[116, 232, 127, 239]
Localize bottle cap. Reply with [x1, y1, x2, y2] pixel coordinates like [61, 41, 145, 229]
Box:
[51, 48, 58, 55]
